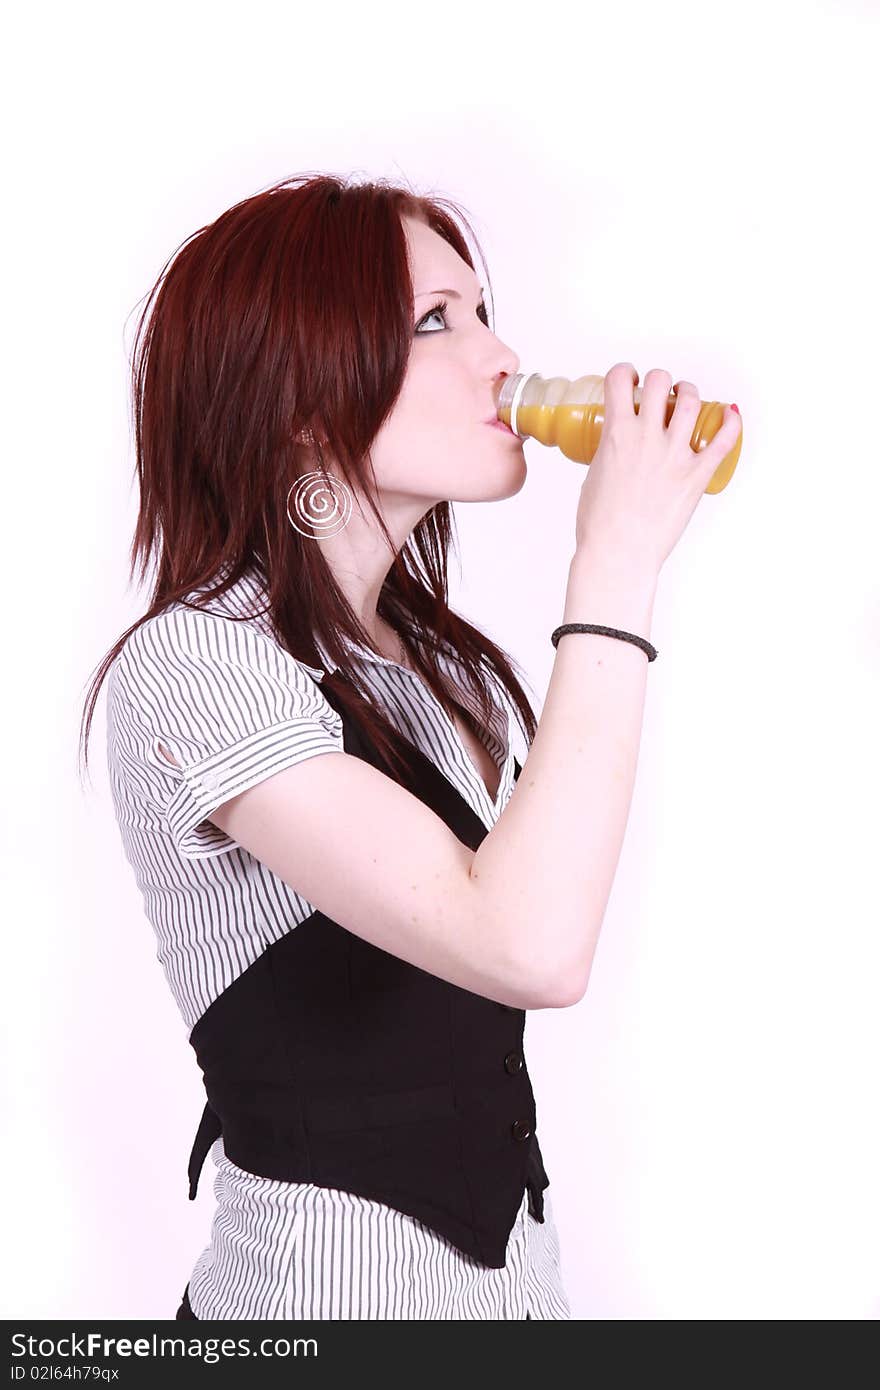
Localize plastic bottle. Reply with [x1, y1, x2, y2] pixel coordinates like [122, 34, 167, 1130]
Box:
[497, 373, 742, 495]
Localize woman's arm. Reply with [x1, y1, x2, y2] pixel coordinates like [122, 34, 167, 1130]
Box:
[180, 550, 655, 1011]
[467, 550, 659, 1004]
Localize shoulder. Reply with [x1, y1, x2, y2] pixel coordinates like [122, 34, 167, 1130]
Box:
[112, 605, 340, 732]
[119, 604, 320, 680]
[106, 605, 346, 861]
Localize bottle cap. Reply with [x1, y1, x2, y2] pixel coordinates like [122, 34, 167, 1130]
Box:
[505, 373, 532, 438]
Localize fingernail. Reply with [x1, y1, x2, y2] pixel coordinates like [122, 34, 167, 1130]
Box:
[730, 403, 740, 415]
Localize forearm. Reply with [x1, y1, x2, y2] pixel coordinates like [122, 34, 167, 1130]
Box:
[469, 552, 659, 1006]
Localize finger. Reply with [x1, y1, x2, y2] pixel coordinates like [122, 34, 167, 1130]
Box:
[638, 367, 674, 431]
[699, 403, 742, 469]
[603, 362, 639, 429]
[666, 379, 702, 446]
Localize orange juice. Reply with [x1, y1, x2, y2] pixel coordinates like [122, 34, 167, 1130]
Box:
[496, 373, 742, 495]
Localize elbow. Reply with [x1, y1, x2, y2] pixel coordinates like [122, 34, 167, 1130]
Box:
[542, 941, 597, 1008]
[542, 971, 589, 1009]
[522, 957, 591, 1010]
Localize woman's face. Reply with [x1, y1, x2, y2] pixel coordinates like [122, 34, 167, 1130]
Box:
[367, 214, 527, 509]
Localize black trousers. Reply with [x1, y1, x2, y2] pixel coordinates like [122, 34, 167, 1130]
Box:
[175, 1283, 531, 1320]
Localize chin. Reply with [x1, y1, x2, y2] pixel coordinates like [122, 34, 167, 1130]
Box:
[486, 451, 529, 501]
[450, 450, 528, 504]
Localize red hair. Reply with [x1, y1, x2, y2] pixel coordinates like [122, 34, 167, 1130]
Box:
[79, 171, 538, 787]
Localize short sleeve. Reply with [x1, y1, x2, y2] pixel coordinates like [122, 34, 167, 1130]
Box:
[112, 608, 344, 860]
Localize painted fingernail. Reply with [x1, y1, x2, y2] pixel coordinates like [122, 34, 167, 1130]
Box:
[730, 403, 740, 414]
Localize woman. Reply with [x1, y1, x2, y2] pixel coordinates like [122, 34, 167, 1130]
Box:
[80, 172, 572, 1319]
[82, 170, 740, 1320]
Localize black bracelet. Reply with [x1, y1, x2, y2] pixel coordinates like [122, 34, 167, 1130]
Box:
[551, 623, 658, 662]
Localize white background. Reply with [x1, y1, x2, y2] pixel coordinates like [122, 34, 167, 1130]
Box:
[3, 0, 878, 1320]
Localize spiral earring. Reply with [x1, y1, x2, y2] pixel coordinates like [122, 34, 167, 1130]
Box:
[286, 454, 353, 539]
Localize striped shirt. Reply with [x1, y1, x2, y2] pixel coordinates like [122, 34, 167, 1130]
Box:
[105, 564, 571, 1319]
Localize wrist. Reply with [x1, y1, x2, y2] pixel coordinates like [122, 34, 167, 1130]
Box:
[567, 549, 659, 595]
[563, 552, 659, 630]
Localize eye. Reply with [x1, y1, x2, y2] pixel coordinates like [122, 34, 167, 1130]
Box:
[415, 298, 491, 334]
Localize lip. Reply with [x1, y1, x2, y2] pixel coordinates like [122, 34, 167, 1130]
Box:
[485, 418, 518, 436]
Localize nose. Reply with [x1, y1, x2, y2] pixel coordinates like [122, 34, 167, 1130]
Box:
[493, 366, 518, 413]
[496, 340, 520, 389]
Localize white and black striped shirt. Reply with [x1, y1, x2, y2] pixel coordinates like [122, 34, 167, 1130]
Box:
[105, 565, 572, 1319]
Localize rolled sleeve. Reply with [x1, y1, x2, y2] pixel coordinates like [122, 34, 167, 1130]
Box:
[114, 608, 343, 860]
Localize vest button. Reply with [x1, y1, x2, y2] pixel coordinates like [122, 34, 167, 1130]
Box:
[504, 1050, 523, 1074]
[511, 1119, 532, 1142]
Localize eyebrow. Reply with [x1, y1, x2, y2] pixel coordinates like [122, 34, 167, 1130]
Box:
[414, 287, 486, 301]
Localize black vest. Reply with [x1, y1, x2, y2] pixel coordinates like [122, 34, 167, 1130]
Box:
[186, 671, 550, 1269]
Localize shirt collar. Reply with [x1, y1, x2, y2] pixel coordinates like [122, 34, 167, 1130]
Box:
[311, 630, 472, 683]
[189, 563, 515, 761]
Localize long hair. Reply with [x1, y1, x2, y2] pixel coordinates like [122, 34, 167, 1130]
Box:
[78, 171, 538, 789]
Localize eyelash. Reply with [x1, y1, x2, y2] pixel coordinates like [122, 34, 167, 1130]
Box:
[415, 298, 491, 334]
